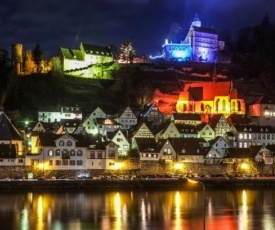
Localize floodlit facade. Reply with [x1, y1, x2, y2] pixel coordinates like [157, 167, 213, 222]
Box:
[161, 14, 224, 63]
[60, 42, 113, 72]
[176, 80, 245, 117]
[38, 106, 82, 123]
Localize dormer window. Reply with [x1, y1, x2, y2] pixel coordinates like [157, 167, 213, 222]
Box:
[59, 141, 65, 147]
[67, 141, 72, 147]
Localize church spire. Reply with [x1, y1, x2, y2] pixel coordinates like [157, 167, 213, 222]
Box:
[192, 13, 201, 27]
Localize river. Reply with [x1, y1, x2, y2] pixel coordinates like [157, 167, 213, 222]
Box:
[1, 188, 275, 230]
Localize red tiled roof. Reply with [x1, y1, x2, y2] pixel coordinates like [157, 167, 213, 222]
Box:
[178, 81, 232, 101]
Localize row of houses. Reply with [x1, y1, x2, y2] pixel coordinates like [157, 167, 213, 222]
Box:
[1, 100, 275, 172]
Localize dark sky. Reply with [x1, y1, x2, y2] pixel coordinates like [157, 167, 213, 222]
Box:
[1, 0, 275, 58]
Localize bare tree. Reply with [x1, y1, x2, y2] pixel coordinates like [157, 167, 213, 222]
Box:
[119, 40, 136, 63]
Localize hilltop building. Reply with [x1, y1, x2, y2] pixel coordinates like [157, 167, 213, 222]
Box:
[60, 42, 114, 73]
[159, 14, 224, 63]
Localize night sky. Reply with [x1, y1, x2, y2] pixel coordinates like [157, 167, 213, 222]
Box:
[1, 0, 275, 58]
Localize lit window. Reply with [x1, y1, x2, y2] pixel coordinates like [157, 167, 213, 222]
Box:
[48, 149, 53, 156]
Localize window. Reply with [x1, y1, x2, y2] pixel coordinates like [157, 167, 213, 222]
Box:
[63, 160, 69, 165]
[77, 160, 83, 165]
[59, 140, 65, 146]
[77, 150, 83, 156]
[49, 160, 53, 166]
[31, 159, 39, 166]
[90, 151, 95, 159]
[56, 160, 61, 165]
[55, 149, 60, 156]
[98, 151, 102, 158]
[70, 160, 75, 166]
[70, 150, 75, 156]
[67, 140, 72, 146]
[109, 150, 116, 158]
[19, 159, 24, 163]
[48, 149, 53, 156]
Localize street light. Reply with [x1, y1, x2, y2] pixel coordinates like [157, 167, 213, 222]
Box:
[188, 179, 206, 230]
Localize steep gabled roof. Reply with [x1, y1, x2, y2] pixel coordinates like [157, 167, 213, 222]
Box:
[106, 128, 128, 140]
[193, 26, 217, 35]
[38, 133, 90, 147]
[81, 43, 113, 57]
[171, 113, 201, 121]
[168, 138, 205, 155]
[0, 144, 17, 158]
[251, 95, 275, 105]
[209, 114, 224, 128]
[196, 123, 212, 132]
[227, 114, 252, 126]
[135, 138, 159, 153]
[232, 125, 275, 133]
[178, 81, 232, 101]
[140, 102, 164, 118]
[225, 148, 256, 159]
[96, 118, 121, 126]
[175, 124, 197, 134]
[0, 112, 22, 141]
[60, 48, 84, 60]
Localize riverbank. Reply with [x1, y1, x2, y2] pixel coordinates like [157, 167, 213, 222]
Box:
[1, 178, 275, 192]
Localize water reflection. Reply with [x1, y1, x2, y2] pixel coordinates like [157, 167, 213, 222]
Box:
[0, 189, 275, 230]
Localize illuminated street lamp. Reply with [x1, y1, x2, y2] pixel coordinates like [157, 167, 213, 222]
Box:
[188, 178, 206, 230]
[240, 162, 249, 176]
[115, 162, 123, 174]
[38, 162, 45, 177]
[174, 163, 183, 174]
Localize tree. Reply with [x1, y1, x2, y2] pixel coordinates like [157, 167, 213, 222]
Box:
[167, 22, 183, 43]
[24, 50, 36, 73]
[120, 40, 135, 63]
[32, 44, 43, 73]
[51, 57, 63, 73]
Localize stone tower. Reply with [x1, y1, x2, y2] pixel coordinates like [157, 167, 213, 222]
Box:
[11, 44, 23, 74]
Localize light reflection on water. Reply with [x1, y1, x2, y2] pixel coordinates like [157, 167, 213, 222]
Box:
[0, 189, 275, 230]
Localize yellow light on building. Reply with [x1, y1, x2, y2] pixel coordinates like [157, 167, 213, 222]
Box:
[115, 163, 123, 170]
[241, 162, 249, 170]
[174, 163, 183, 170]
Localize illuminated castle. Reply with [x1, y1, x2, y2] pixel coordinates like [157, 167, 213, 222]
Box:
[60, 42, 114, 72]
[161, 14, 224, 63]
[176, 71, 245, 117]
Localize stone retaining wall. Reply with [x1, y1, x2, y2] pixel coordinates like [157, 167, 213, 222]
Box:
[0, 160, 274, 179]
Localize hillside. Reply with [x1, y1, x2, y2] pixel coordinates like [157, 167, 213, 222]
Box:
[1, 62, 272, 122]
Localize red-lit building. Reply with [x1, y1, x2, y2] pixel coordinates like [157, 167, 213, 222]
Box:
[176, 78, 245, 117]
